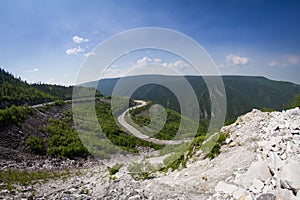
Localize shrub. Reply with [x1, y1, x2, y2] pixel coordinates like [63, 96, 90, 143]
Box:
[128, 159, 156, 180]
[108, 163, 123, 176]
[205, 144, 221, 159]
[54, 99, 65, 106]
[204, 132, 229, 159]
[26, 136, 44, 155]
[0, 105, 32, 127]
[163, 153, 185, 171]
[46, 113, 90, 159]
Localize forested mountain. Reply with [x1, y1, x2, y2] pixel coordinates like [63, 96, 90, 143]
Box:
[2, 65, 299, 121]
[83, 75, 300, 120]
[0, 68, 72, 108]
[31, 83, 73, 100]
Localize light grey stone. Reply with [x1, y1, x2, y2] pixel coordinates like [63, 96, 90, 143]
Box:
[68, 188, 77, 193]
[232, 188, 247, 199]
[290, 119, 300, 130]
[128, 195, 141, 200]
[237, 193, 255, 200]
[240, 160, 272, 188]
[280, 153, 287, 160]
[291, 129, 299, 135]
[229, 141, 237, 147]
[279, 160, 300, 192]
[276, 188, 298, 200]
[262, 179, 274, 193]
[226, 138, 233, 144]
[215, 181, 238, 194]
[267, 152, 284, 173]
[249, 178, 264, 194]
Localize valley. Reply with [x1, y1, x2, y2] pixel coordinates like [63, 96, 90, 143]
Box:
[0, 68, 300, 199]
[84, 75, 300, 121]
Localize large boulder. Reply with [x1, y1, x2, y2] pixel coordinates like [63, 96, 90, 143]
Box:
[279, 160, 300, 193]
[239, 160, 272, 188]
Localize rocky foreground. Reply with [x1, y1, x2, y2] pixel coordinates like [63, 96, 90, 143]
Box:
[1, 108, 300, 199]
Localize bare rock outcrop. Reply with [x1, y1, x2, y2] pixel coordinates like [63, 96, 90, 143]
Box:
[214, 107, 300, 199]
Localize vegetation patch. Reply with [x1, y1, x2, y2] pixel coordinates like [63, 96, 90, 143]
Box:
[163, 153, 185, 171]
[204, 132, 229, 159]
[161, 132, 229, 172]
[54, 99, 66, 106]
[0, 168, 71, 191]
[94, 100, 162, 153]
[261, 108, 275, 112]
[0, 105, 33, 127]
[26, 136, 44, 155]
[46, 112, 90, 159]
[108, 163, 123, 176]
[128, 102, 208, 140]
[290, 92, 300, 108]
[128, 159, 157, 180]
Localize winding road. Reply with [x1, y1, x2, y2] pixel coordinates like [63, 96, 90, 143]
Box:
[117, 100, 186, 145]
[31, 98, 186, 145]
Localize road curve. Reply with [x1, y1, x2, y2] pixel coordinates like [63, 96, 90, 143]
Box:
[31, 98, 186, 145]
[117, 100, 185, 145]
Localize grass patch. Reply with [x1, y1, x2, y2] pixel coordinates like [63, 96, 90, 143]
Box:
[0, 168, 71, 190]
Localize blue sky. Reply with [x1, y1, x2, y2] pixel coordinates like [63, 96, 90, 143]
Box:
[0, 0, 299, 85]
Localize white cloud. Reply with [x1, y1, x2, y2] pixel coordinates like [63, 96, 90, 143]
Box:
[170, 60, 189, 68]
[66, 46, 84, 55]
[135, 56, 189, 68]
[285, 55, 299, 65]
[102, 57, 192, 78]
[25, 68, 39, 73]
[72, 36, 89, 44]
[137, 56, 152, 65]
[268, 60, 279, 67]
[84, 51, 96, 57]
[226, 54, 250, 65]
[154, 58, 161, 63]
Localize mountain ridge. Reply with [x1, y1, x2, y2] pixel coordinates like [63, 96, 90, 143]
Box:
[82, 75, 300, 120]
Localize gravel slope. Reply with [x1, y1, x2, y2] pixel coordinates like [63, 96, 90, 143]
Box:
[1, 107, 300, 199]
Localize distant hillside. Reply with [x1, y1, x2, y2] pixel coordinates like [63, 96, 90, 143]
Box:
[83, 75, 300, 120]
[31, 83, 73, 100]
[0, 68, 73, 108]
